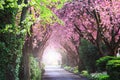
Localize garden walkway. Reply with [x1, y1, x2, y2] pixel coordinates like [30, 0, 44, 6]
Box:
[42, 66, 88, 80]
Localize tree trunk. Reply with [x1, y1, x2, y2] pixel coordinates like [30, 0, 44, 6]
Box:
[19, 35, 30, 80]
[96, 42, 104, 57]
[107, 47, 117, 56]
[23, 44, 30, 80]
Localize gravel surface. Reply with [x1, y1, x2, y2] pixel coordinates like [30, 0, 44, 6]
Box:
[42, 66, 89, 80]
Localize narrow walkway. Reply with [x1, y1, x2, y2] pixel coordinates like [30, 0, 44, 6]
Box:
[42, 66, 88, 80]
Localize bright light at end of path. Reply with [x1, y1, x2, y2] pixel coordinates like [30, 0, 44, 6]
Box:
[42, 49, 61, 66]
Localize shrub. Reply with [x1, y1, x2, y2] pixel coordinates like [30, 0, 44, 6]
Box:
[96, 56, 114, 72]
[113, 57, 120, 60]
[81, 70, 94, 80]
[40, 63, 45, 74]
[79, 39, 100, 73]
[81, 70, 89, 77]
[64, 66, 79, 74]
[91, 73, 109, 80]
[106, 60, 120, 80]
[96, 74, 109, 80]
[64, 66, 71, 71]
[73, 69, 79, 74]
[73, 66, 79, 74]
[30, 55, 41, 80]
[97, 74, 109, 80]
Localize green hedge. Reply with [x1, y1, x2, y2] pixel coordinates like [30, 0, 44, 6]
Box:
[96, 56, 114, 72]
[106, 60, 120, 80]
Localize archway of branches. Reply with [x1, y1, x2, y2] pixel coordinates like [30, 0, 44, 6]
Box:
[41, 42, 79, 67]
[31, 26, 79, 68]
[28, 21, 80, 68]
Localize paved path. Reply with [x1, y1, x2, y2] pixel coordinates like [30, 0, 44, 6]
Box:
[42, 66, 88, 80]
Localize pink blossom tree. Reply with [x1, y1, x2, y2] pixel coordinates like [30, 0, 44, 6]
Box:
[55, 0, 120, 56]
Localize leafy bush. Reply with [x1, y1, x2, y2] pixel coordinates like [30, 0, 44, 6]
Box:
[113, 57, 120, 60]
[91, 73, 109, 80]
[96, 56, 114, 72]
[79, 39, 100, 73]
[81, 70, 89, 77]
[80, 70, 94, 80]
[106, 60, 120, 80]
[80, 71, 109, 80]
[30, 55, 41, 80]
[73, 66, 79, 74]
[97, 74, 109, 80]
[64, 66, 79, 74]
[64, 66, 71, 70]
[73, 69, 79, 74]
[41, 63, 45, 74]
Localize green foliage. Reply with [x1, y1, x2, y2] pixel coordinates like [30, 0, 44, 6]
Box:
[40, 63, 45, 74]
[64, 66, 71, 70]
[64, 66, 79, 74]
[113, 57, 120, 60]
[0, 28, 25, 80]
[106, 60, 120, 80]
[0, 0, 18, 25]
[0, 0, 5, 9]
[73, 66, 79, 74]
[30, 55, 41, 80]
[96, 75, 109, 80]
[21, 14, 35, 35]
[96, 57, 120, 80]
[91, 73, 109, 80]
[36, 0, 69, 9]
[96, 56, 114, 72]
[81, 70, 90, 77]
[29, 0, 68, 26]
[0, 0, 18, 9]
[79, 39, 100, 73]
